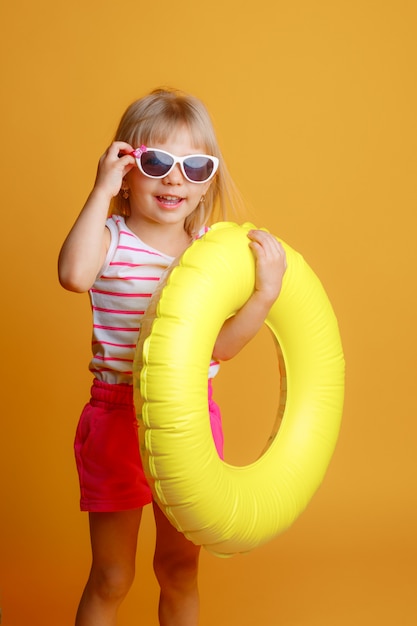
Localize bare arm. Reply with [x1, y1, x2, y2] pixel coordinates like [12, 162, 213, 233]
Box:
[212, 230, 287, 361]
[58, 141, 135, 292]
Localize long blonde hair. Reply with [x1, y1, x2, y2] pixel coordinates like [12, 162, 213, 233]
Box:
[111, 88, 242, 234]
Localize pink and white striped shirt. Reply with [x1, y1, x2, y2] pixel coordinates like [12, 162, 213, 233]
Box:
[88, 215, 220, 384]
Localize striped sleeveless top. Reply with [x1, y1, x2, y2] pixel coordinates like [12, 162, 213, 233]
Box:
[88, 215, 220, 384]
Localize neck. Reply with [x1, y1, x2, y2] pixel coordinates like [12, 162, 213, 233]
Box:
[126, 215, 192, 257]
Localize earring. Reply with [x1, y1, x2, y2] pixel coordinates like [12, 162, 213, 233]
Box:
[121, 184, 129, 199]
[199, 194, 205, 208]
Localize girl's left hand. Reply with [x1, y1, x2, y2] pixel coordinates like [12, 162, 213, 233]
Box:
[247, 229, 287, 305]
[213, 229, 287, 361]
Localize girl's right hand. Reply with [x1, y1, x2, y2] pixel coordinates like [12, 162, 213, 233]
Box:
[58, 141, 136, 293]
[93, 141, 135, 199]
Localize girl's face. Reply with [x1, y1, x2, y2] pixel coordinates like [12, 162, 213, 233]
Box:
[126, 124, 213, 231]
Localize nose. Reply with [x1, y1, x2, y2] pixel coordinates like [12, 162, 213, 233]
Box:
[163, 163, 184, 185]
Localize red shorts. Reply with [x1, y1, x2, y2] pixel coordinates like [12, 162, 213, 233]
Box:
[74, 378, 223, 512]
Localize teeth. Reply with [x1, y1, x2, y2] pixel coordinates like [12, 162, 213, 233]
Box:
[160, 195, 181, 201]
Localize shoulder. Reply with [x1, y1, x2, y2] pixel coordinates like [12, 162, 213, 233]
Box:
[105, 214, 128, 246]
[107, 213, 125, 234]
[193, 225, 210, 241]
[96, 215, 123, 274]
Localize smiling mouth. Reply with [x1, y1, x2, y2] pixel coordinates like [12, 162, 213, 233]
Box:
[156, 195, 184, 206]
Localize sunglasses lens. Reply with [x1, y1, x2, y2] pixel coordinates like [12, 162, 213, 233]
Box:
[140, 150, 173, 177]
[183, 156, 215, 182]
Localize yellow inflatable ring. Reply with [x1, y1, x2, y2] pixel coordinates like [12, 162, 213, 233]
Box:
[133, 222, 344, 557]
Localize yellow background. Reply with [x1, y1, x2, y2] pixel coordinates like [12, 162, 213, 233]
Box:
[1, 1, 416, 624]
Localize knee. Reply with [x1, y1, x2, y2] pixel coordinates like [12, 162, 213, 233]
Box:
[153, 550, 199, 592]
[89, 563, 135, 603]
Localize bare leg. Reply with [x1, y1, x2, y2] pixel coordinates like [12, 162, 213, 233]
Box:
[153, 502, 201, 626]
[75, 508, 142, 626]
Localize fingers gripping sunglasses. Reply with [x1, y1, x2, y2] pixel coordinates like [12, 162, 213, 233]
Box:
[130, 145, 219, 184]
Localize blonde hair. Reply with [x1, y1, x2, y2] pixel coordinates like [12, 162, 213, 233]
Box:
[111, 88, 242, 234]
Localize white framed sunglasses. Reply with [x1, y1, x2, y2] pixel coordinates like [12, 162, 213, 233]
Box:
[130, 145, 219, 184]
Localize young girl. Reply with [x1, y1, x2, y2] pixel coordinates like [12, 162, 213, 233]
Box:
[58, 88, 286, 626]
